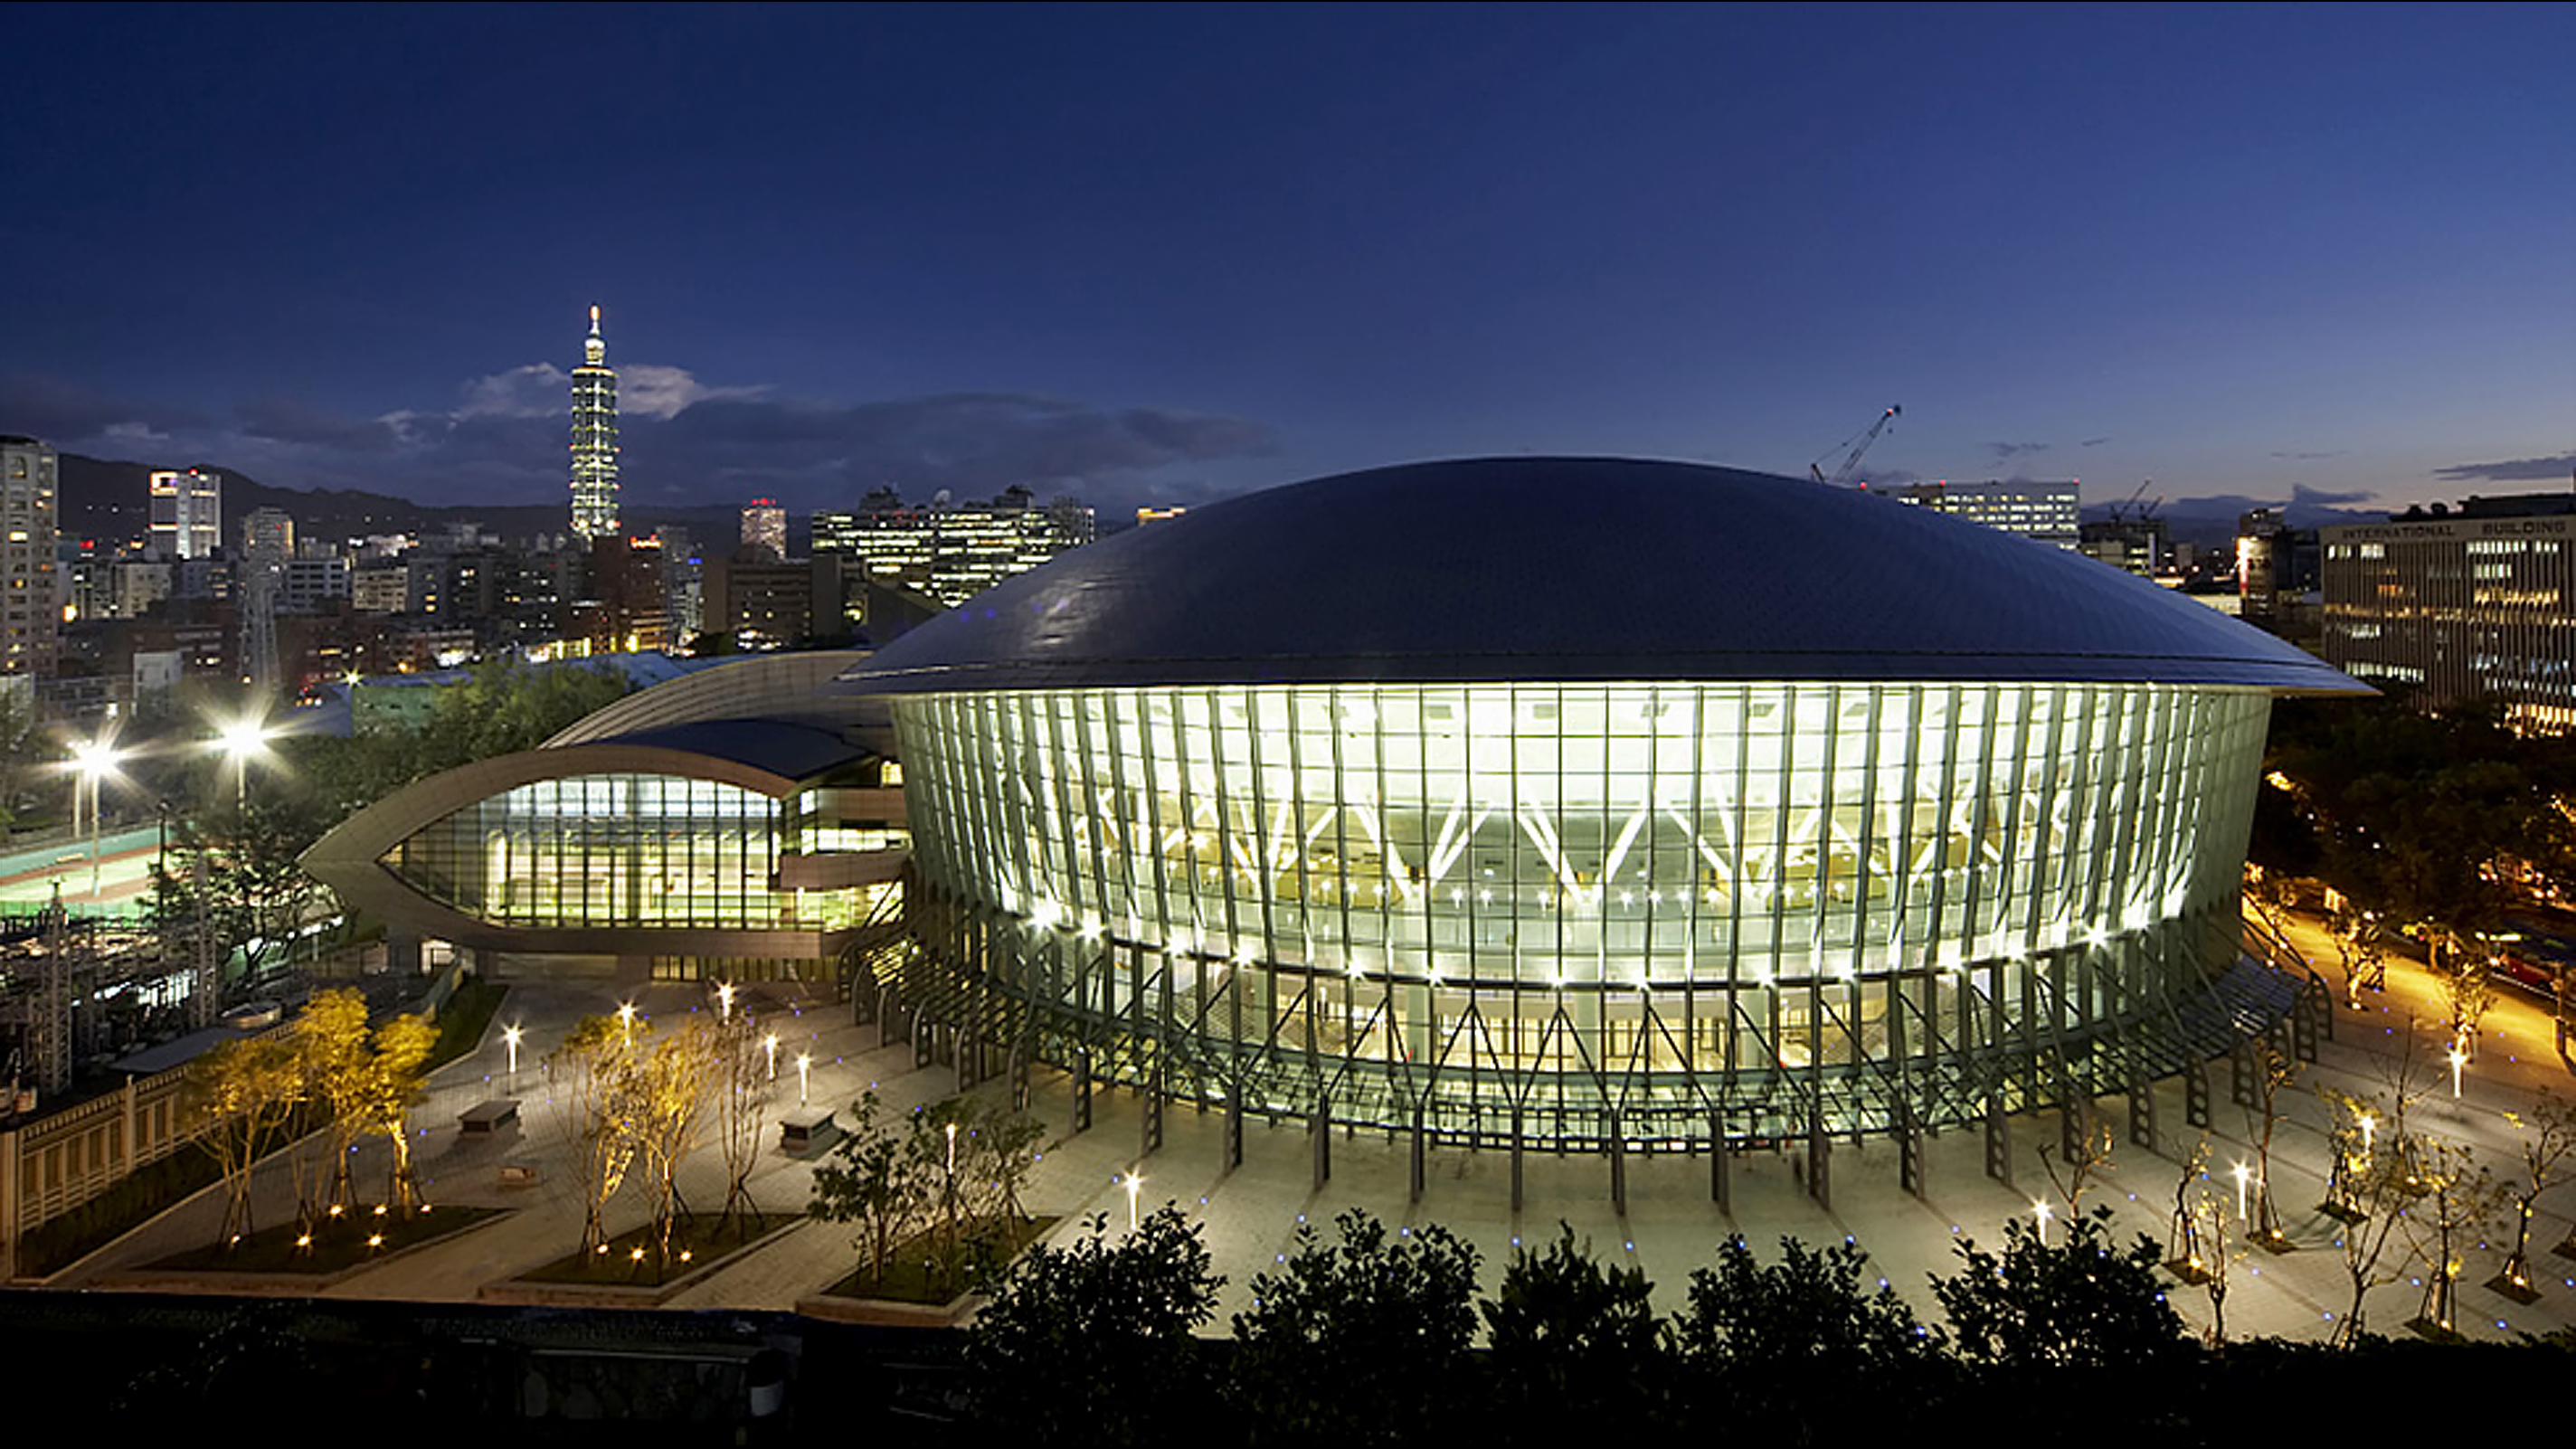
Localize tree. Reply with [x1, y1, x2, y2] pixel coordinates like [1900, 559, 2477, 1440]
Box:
[627, 1016, 716, 1264]
[147, 792, 334, 991]
[2240, 1033, 2300, 1247]
[293, 988, 375, 1211]
[186, 1035, 302, 1246]
[963, 1207, 1221, 1444]
[807, 1090, 928, 1289]
[547, 1014, 640, 1257]
[1673, 1235, 1942, 1437]
[1228, 1209, 1482, 1444]
[356, 1011, 436, 1210]
[2496, 1091, 2576, 1299]
[1480, 1225, 1670, 1432]
[709, 1009, 771, 1236]
[293, 988, 433, 1212]
[2316, 1057, 2433, 1348]
[1929, 1207, 2192, 1372]
[2398, 1136, 2502, 1338]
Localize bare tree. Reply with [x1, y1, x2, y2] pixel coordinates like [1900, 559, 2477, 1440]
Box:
[2316, 1090, 2417, 1348]
[2192, 1176, 2246, 1345]
[2165, 1137, 2211, 1279]
[2496, 1091, 2576, 1300]
[2039, 1103, 2116, 1226]
[2241, 1034, 2300, 1248]
[2400, 1135, 2503, 1338]
[710, 1009, 771, 1236]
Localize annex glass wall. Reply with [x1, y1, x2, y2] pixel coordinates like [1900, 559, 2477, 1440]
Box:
[891, 682, 2272, 1140]
[383, 772, 824, 931]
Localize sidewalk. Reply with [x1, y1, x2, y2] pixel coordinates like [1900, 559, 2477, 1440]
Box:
[46, 956, 2576, 1347]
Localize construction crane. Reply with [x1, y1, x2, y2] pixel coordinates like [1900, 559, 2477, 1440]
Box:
[1810, 404, 1901, 487]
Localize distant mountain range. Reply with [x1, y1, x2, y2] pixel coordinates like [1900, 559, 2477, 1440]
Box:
[2077, 494, 2399, 548]
[57, 454, 753, 553]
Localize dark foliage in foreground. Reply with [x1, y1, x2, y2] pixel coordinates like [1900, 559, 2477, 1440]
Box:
[955, 1206, 2574, 1447]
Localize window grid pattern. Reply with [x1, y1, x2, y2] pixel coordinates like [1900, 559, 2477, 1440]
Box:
[887, 683, 2272, 1141]
[384, 773, 827, 930]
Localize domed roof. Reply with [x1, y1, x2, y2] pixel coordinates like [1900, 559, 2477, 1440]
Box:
[837, 457, 2365, 696]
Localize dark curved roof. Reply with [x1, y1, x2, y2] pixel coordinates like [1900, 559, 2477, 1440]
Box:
[836, 458, 2366, 696]
[591, 719, 867, 780]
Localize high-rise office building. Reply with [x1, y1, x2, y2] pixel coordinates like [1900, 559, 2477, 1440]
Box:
[740, 498, 787, 562]
[241, 507, 296, 562]
[813, 484, 1096, 605]
[148, 467, 223, 560]
[2321, 495, 2576, 730]
[0, 437, 61, 677]
[569, 305, 620, 542]
[1885, 480, 2080, 549]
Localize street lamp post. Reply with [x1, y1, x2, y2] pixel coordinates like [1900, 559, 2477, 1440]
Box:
[504, 1023, 523, 1076]
[796, 1052, 811, 1106]
[1122, 1170, 1141, 1231]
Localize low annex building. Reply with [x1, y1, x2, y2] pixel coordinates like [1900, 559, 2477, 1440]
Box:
[302, 649, 906, 983]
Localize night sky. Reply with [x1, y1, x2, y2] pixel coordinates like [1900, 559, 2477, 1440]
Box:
[3, 2, 2569, 525]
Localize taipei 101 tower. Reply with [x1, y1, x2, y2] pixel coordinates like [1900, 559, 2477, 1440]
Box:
[569, 304, 620, 540]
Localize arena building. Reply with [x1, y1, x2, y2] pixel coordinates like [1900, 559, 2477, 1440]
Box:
[837, 457, 2366, 1160]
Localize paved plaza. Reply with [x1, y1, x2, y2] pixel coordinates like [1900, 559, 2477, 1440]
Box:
[47, 921, 2576, 1348]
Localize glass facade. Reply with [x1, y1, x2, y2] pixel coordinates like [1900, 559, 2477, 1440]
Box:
[382, 772, 888, 935]
[890, 681, 2273, 1146]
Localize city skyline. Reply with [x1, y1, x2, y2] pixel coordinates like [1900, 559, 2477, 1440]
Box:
[1, 4, 2569, 526]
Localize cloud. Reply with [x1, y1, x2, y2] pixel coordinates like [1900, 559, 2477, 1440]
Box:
[1986, 441, 2050, 459]
[2079, 437, 2112, 448]
[0, 372, 206, 441]
[2288, 484, 2373, 507]
[2433, 453, 2576, 484]
[2268, 450, 2346, 461]
[619, 364, 769, 421]
[1, 363, 1279, 516]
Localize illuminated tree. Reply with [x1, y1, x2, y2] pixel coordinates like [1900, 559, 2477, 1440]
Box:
[293, 988, 374, 1210]
[2496, 1091, 2576, 1300]
[186, 1034, 302, 1246]
[547, 1014, 640, 1257]
[2240, 1034, 2299, 1247]
[709, 1010, 771, 1236]
[357, 1011, 436, 1210]
[2398, 1136, 2502, 1338]
[628, 1016, 716, 1264]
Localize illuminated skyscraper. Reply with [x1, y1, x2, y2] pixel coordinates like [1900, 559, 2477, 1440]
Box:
[569, 305, 620, 542]
[148, 467, 222, 560]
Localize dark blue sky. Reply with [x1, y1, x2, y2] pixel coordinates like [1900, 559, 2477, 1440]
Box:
[3, 2, 2569, 523]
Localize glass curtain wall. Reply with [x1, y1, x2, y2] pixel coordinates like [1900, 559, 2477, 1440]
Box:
[384, 772, 809, 930]
[893, 682, 2271, 1137]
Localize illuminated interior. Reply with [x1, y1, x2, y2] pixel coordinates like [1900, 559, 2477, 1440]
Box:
[891, 680, 2272, 1143]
